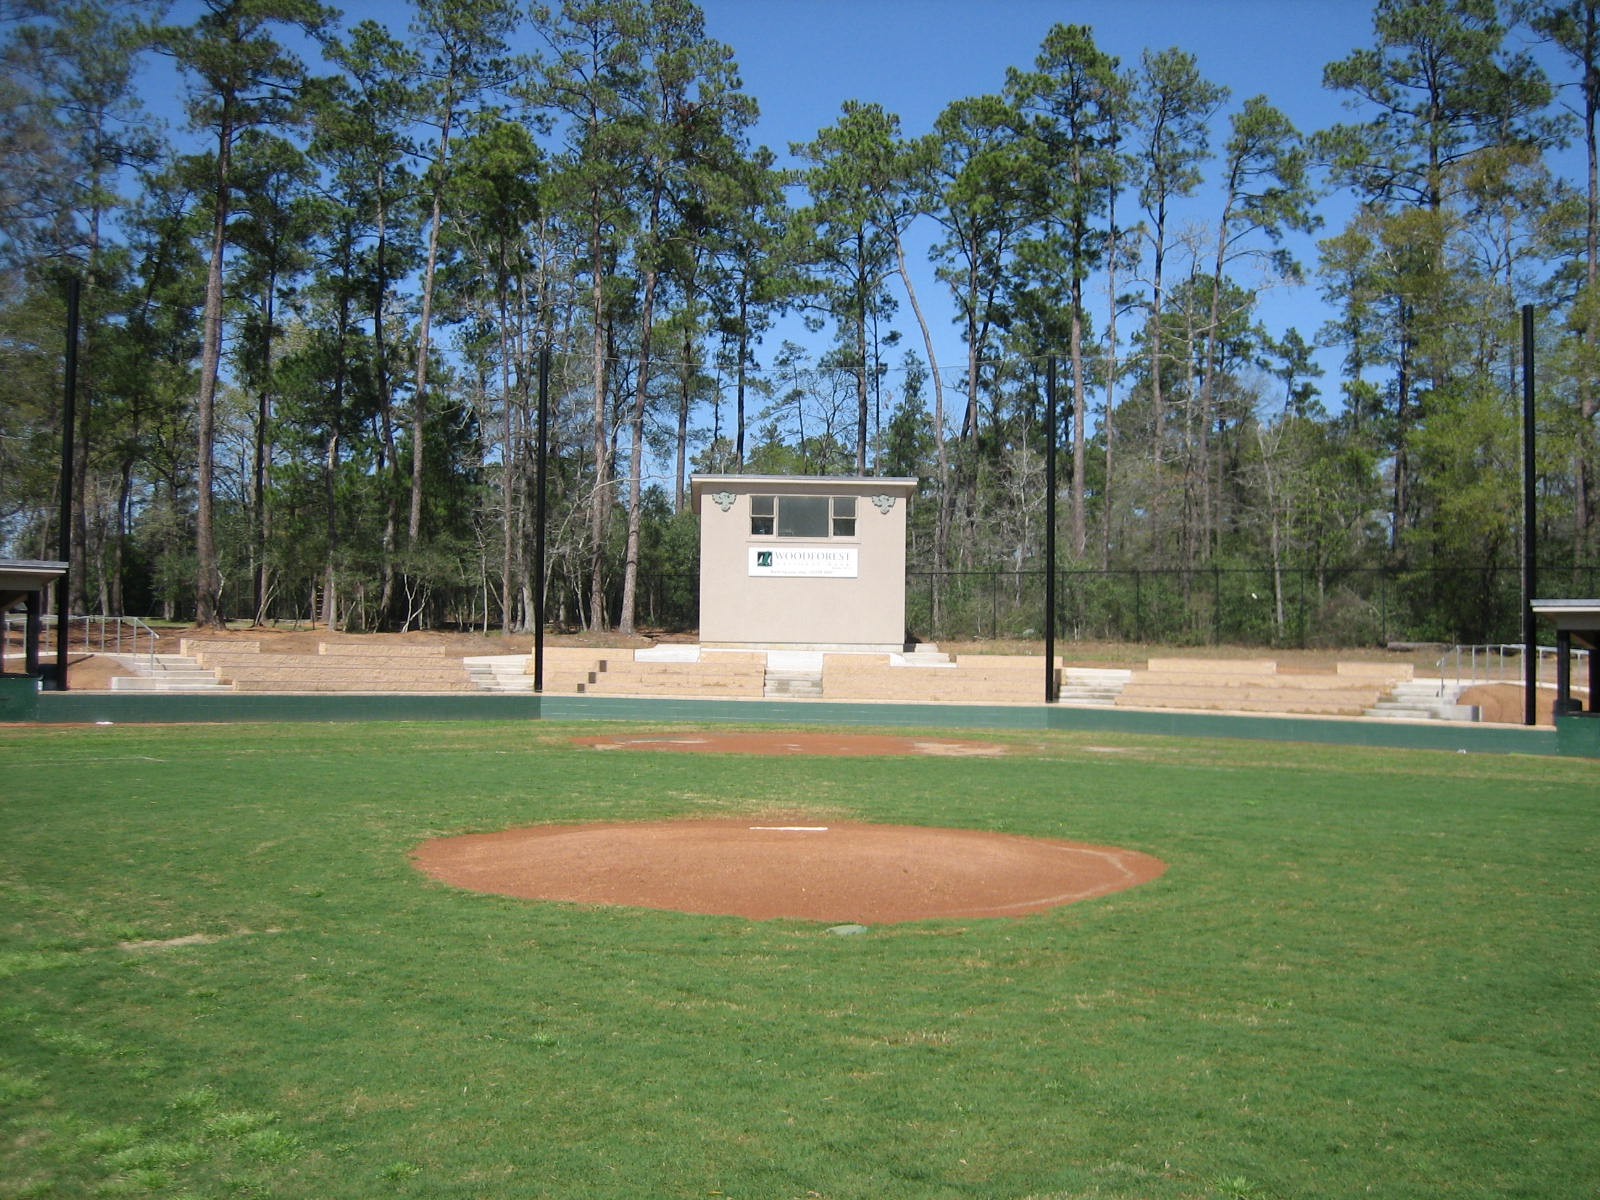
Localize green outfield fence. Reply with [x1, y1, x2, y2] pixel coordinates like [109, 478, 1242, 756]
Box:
[26, 689, 1600, 757]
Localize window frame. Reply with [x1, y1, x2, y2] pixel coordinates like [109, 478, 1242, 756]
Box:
[748, 494, 861, 540]
[749, 494, 774, 536]
[831, 495, 856, 538]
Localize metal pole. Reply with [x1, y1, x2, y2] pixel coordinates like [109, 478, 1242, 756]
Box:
[1555, 631, 1571, 716]
[55, 275, 80, 691]
[1381, 569, 1388, 646]
[1297, 566, 1306, 648]
[25, 590, 42, 677]
[1044, 356, 1057, 703]
[534, 346, 550, 694]
[1213, 566, 1222, 645]
[1522, 304, 1537, 726]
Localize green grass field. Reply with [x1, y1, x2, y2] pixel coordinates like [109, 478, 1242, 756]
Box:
[2, 721, 1596, 1199]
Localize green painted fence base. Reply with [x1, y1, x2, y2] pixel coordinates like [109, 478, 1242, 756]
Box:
[537, 696, 1051, 731]
[27, 690, 1585, 756]
[35, 692, 543, 724]
[1555, 713, 1600, 758]
[0, 675, 40, 722]
[1046, 705, 1566, 755]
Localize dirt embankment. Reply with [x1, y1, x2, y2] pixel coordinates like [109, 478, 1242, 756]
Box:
[1458, 683, 1591, 727]
[3, 651, 130, 690]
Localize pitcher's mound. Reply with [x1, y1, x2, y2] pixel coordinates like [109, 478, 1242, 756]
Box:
[413, 819, 1166, 923]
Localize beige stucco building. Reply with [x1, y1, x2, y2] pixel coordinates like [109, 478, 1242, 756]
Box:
[690, 475, 918, 650]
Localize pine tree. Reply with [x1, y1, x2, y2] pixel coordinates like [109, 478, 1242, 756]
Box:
[1319, 0, 1553, 556]
[1009, 23, 1129, 558]
[164, 0, 334, 625]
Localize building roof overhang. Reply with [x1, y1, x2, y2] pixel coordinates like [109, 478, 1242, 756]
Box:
[689, 475, 918, 514]
[1532, 599, 1600, 649]
[0, 560, 67, 614]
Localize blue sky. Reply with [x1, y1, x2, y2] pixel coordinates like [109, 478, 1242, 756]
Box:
[700, 0, 1371, 163]
[692, 0, 1379, 412]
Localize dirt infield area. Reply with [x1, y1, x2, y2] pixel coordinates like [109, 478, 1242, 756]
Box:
[413, 819, 1167, 924]
[573, 731, 1009, 757]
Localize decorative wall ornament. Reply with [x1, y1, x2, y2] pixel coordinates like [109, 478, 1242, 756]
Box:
[711, 490, 737, 513]
[870, 494, 897, 514]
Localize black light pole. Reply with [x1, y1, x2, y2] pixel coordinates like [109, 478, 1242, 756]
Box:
[55, 275, 81, 692]
[1522, 304, 1537, 727]
[534, 346, 550, 694]
[1045, 355, 1058, 703]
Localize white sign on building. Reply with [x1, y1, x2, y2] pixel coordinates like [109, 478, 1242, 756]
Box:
[748, 546, 859, 579]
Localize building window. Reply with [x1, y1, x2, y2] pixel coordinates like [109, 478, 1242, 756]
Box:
[832, 496, 856, 537]
[750, 495, 859, 539]
[750, 495, 774, 536]
[777, 495, 829, 538]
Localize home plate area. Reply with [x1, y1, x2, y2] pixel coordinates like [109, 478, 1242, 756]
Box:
[412, 818, 1167, 924]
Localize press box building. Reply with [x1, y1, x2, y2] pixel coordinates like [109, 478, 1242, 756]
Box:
[689, 475, 918, 651]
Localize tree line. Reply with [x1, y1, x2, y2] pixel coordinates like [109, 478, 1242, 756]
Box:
[2, 0, 1598, 644]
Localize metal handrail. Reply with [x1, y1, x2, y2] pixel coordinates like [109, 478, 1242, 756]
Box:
[1, 614, 162, 668]
[1436, 643, 1589, 696]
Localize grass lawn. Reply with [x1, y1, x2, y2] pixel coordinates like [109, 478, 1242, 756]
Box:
[1, 721, 1595, 1199]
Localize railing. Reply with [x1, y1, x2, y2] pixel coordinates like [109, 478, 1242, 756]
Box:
[1435, 644, 1590, 696]
[1, 614, 161, 668]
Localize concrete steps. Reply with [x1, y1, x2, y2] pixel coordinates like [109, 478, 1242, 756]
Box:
[1057, 667, 1131, 707]
[109, 653, 231, 693]
[896, 646, 952, 666]
[764, 662, 823, 697]
[1365, 679, 1479, 722]
[764, 670, 823, 698]
[760, 650, 822, 699]
[465, 654, 535, 693]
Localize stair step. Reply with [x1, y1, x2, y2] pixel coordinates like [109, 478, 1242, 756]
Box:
[765, 667, 824, 699]
[463, 655, 536, 693]
[105, 652, 230, 693]
[111, 676, 231, 692]
[1054, 667, 1130, 707]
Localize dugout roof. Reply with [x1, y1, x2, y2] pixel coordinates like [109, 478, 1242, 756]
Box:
[1531, 599, 1600, 651]
[0, 560, 67, 614]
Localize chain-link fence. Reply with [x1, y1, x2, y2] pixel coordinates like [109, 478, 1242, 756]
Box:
[906, 565, 1600, 648]
[584, 563, 1600, 646]
[218, 562, 1600, 648]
